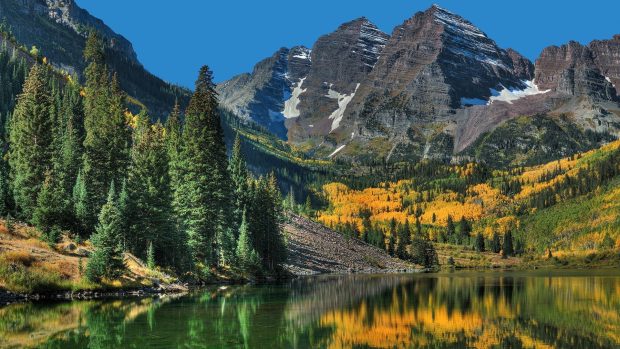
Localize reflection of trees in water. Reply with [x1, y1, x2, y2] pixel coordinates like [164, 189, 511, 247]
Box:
[1, 273, 619, 348]
[301, 273, 620, 348]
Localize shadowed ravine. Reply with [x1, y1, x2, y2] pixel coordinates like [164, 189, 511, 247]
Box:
[1, 269, 619, 349]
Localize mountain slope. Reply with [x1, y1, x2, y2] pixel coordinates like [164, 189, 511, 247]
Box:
[217, 5, 620, 165]
[284, 214, 416, 275]
[0, 0, 190, 117]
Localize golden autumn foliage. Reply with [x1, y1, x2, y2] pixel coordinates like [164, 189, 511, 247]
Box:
[319, 139, 620, 253]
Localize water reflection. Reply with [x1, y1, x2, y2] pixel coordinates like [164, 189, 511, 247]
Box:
[1, 270, 619, 348]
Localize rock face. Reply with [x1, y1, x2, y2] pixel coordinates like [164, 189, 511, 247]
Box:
[535, 41, 617, 100]
[217, 17, 388, 141]
[0, 0, 189, 117]
[218, 4, 620, 163]
[217, 47, 311, 138]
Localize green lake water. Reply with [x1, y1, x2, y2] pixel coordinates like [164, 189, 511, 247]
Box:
[1, 269, 619, 348]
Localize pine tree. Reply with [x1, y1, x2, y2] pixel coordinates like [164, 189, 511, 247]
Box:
[475, 232, 485, 252]
[0, 159, 9, 216]
[175, 66, 232, 267]
[446, 215, 455, 243]
[32, 170, 68, 242]
[9, 64, 53, 220]
[387, 229, 395, 256]
[165, 100, 182, 202]
[396, 220, 411, 259]
[146, 241, 155, 270]
[82, 32, 130, 232]
[388, 219, 397, 254]
[459, 216, 471, 244]
[228, 134, 248, 229]
[72, 170, 89, 235]
[304, 196, 312, 217]
[503, 231, 514, 257]
[236, 210, 260, 273]
[491, 231, 501, 253]
[86, 183, 125, 282]
[126, 112, 174, 264]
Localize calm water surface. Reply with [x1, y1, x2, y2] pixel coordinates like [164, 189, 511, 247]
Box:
[1, 269, 619, 348]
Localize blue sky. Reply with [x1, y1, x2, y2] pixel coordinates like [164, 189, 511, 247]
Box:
[78, 1, 620, 88]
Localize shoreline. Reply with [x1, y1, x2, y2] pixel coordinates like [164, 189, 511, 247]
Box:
[5, 264, 619, 306]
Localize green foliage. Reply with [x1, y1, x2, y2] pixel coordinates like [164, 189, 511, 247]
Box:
[475, 232, 485, 252]
[32, 171, 68, 241]
[86, 184, 125, 282]
[236, 210, 260, 273]
[125, 111, 175, 266]
[82, 32, 130, 232]
[502, 231, 514, 258]
[174, 66, 232, 267]
[146, 241, 155, 270]
[9, 64, 54, 220]
[409, 238, 439, 268]
[396, 220, 411, 259]
[491, 231, 501, 253]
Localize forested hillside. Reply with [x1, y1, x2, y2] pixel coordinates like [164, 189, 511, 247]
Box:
[317, 141, 620, 265]
[0, 30, 288, 292]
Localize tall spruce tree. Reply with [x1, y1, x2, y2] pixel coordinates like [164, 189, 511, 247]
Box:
[82, 32, 130, 232]
[396, 220, 411, 259]
[165, 101, 182, 204]
[236, 209, 260, 273]
[126, 111, 174, 265]
[175, 66, 232, 267]
[9, 64, 53, 220]
[229, 134, 249, 229]
[503, 231, 514, 257]
[491, 231, 501, 253]
[86, 183, 125, 282]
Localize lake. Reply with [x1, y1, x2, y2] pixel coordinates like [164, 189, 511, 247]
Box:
[1, 269, 619, 348]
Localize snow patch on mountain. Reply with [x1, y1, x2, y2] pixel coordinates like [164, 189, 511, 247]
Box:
[329, 144, 347, 158]
[488, 80, 550, 104]
[283, 77, 307, 118]
[326, 83, 360, 132]
[293, 50, 311, 61]
[605, 76, 616, 88]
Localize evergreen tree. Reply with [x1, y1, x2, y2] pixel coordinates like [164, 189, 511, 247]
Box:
[72, 169, 89, 235]
[82, 32, 130, 231]
[458, 216, 471, 244]
[236, 210, 260, 273]
[126, 112, 174, 265]
[165, 100, 182, 205]
[86, 183, 125, 282]
[491, 231, 501, 253]
[175, 66, 232, 267]
[0, 160, 9, 216]
[9, 64, 53, 220]
[503, 231, 514, 257]
[387, 228, 395, 256]
[410, 238, 439, 268]
[146, 241, 155, 270]
[32, 170, 68, 242]
[446, 215, 455, 243]
[388, 219, 397, 254]
[475, 232, 485, 252]
[396, 220, 411, 259]
[228, 134, 248, 228]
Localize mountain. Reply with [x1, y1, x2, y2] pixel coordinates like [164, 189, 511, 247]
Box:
[217, 17, 389, 143]
[218, 5, 620, 165]
[0, 0, 190, 117]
